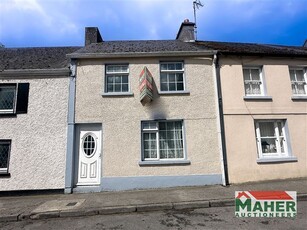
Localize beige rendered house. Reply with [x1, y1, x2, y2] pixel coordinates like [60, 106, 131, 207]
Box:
[0, 46, 79, 192]
[197, 41, 307, 183]
[64, 22, 226, 192]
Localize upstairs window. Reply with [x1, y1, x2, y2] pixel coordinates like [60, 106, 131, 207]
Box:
[0, 85, 16, 113]
[0, 83, 29, 115]
[160, 62, 185, 91]
[142, 120, 185, 160]
[289, 68, 307, 95]
[243, 67, 264, 96]
[105, 64, 129, 93]
[0, 140, 11, 174]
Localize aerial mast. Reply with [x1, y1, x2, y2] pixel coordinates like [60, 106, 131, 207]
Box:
[193, 0, 204, 40]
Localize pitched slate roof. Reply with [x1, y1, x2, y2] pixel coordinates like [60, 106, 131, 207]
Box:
[0, 47, 81, 70]
[196, 41, 307, 57]
[69, 40, 212, 56]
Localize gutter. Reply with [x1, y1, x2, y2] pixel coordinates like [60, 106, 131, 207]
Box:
[64, 60, 77, 194]
[213, 54, 229, 186]
[67, 50, 216, 59]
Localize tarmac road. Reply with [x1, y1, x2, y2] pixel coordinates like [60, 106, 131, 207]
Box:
[1, 201, 306, 230]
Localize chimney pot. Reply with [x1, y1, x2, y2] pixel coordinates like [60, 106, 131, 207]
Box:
[184, 19, 189, 23]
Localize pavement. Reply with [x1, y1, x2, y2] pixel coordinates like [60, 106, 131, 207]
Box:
[0, 178, 306, 222]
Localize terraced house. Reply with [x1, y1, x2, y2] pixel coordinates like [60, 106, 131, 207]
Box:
[64, 22, 225, 193]
[196, 41, 307, 183]
[0, 46, 80, 192]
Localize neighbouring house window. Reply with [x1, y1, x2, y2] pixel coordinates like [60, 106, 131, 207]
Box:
[105, 64, 129, 93]
[255, 120, 290, 159]
[0, 140, 11, 174]
[289, 68, 307, 95]
[160, 62, 184, 91]
[0, 83, 30, 114]
[142, 120, 185, 160]
[0, 85, 16, 113]
[243, 67, 264, 96]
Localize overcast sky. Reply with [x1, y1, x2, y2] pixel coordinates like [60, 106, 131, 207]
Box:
[1, 0, 307, 48]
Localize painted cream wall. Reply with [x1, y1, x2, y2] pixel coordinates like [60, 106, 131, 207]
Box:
[219, 56, 307, 183]
[0, 77, 69, 191]
[75, 57, 222, 177]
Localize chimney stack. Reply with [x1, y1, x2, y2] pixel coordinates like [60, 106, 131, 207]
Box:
[176, 19, 195, 42]
[85, 27, 103, 46]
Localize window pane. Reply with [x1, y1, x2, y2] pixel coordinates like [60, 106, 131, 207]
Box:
[244, 83, 251, 95]
[107, 76, 114, 83]
[107, 84, 113, 92]
[259, 122, 275, 137]
[122, 84, 128, 92]
[251, 84, 261, 95]
[277, 122, 284, 137]
[291, 84, 297, 94]
[0, 143, 9, 168]
[280, 137, 285, 153]
[115, 76, 121, 83]
[0, 87, 15, 110]
[114, 84, 121, 92]
[295, 70, 304, 81]
[168, 63, 175, 70]
[161, 83, 168, 91]
[169, 74, 175, 82]
[160, 64, 167, 71]
[169, 83, 176, 91]
[251, 69, 260, 80]
[177, 83, 184, 91]
[297, 84, 306, 94]
[243, 69, 250, 81]
[122, 76, 128, 84]
[175, 63, 183, 70]
[160, 73, 167, 83]
[160, 150, 167, 159]
[289, 70, 296, 81]
[176, 73, 183, 82]
[261, 138, 277, 154]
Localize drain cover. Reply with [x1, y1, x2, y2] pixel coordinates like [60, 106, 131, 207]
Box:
[66, 202, 78, 207]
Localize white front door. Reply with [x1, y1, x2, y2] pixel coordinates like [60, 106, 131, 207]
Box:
[77, 127, 101, 186]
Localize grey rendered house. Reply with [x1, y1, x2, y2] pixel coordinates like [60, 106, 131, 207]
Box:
[0, 47, 79, 192]
[64, 22, 226, 193]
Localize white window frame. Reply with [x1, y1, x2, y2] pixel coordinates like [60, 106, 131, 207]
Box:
[160, 62, 185, 92]
[289, 67, 307, 95]
[0, 85, 17, 114]
[243, 66, 265, 96]
[141, 120, 186, 161]
[0, 140, 11, 174]
[255, 120, 290, 159]
[105, 64, 130, 93]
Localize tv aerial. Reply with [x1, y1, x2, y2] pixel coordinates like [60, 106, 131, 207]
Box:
[193, 0, 204, 40]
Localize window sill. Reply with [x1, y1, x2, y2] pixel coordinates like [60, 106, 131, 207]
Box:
[0, 173, 10, 178]
[101, 92, 134, 97]
[158, 90, 190, 96]
[139, 160, 191, 166]
[243, 96, 272, 101]
[257, 156, 297, 164]
[291, 95, 307, 100]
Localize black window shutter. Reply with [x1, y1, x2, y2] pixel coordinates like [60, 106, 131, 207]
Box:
[16, 83, 30, 114]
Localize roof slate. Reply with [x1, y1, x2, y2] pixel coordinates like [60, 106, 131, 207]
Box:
[69, 40, 211, 55]
[196, 41, 307, 57]
[0, 46, 81, 70]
